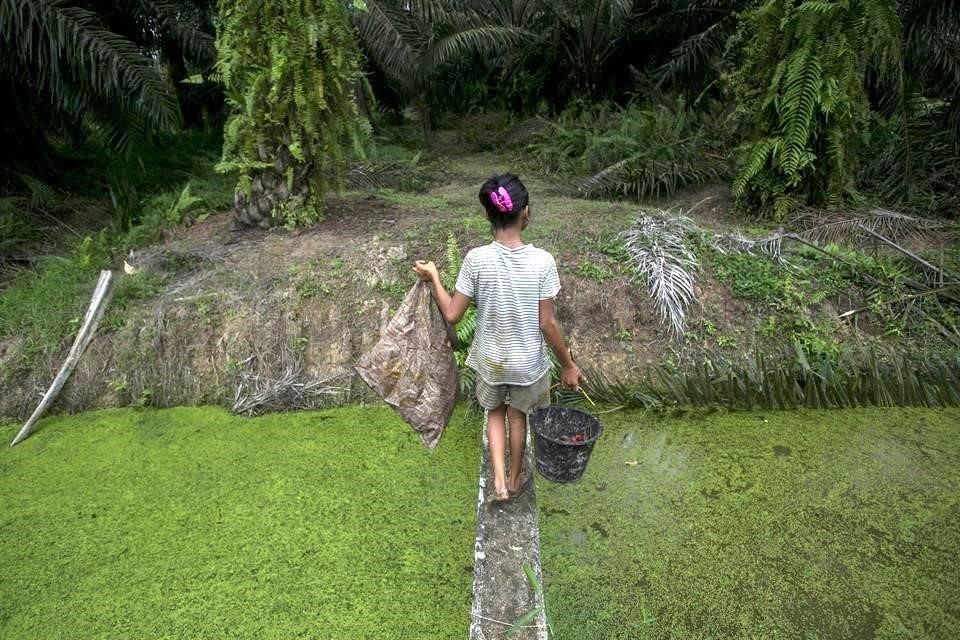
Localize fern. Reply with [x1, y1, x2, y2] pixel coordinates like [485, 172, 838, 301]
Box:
[216, 0, 366, 226]
[456, 307, 477, 349]
[442, 233, 477, 348]
[730, 0, 903, 218]
[439, 232, 477, 398]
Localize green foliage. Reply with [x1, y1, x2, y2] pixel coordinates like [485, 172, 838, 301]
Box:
[861, 97, 960, 217]
[351, 1, 525, 143]
[0, 0, 215, 168]
[535, 0, 644, 100]
[291, 260, 330, 301]
[69, 129, 233, 232]
[529, 99, 730, 201]
[101, 271, 168, 332]
[655, 1, 754, 92]
[119, 179, 233, 248]
[506, 563, 548, 638]
[577, 260, 612, 282]
[709, 247, 854, 358]
[0, 197, 38, 258]
[899, 0, 960, 138]
[729, 0, 903, 217]
[142, 182, 205, 227]
[216, 0, 366, 225]
[582, 342, 960, 410]
[346, 144, 439, 193]
[0, 234, 112, 369]
[0, 132, 233, 370]
[440, 233, 477, 400]
[0, 0, 180, 146]
[711, 253, 785, 302]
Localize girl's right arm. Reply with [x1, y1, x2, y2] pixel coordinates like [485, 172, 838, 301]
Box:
[412, 260, 471, 324]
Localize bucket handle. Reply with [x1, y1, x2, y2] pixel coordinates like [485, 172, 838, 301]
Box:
[551, 382, 596, 408]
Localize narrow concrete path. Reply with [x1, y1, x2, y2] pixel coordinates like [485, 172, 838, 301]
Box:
[469, 412, 549, 640]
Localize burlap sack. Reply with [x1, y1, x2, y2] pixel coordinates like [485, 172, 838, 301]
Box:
[355, 281, 457, 448]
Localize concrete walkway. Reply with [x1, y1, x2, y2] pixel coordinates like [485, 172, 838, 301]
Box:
[469, 412, 549, 640]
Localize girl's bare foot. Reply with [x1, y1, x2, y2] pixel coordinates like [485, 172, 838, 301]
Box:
[486, 485, 510, 505]
[508, 469, 530, 496]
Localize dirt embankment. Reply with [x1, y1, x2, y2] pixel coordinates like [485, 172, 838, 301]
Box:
[0, 185, 748, 420]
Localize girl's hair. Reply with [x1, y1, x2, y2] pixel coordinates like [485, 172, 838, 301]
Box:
[478, 173, 529, 229]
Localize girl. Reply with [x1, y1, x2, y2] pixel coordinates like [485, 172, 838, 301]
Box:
[413, 173, 583, 503]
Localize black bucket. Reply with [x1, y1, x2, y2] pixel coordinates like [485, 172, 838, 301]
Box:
[530, 407, 603, 483]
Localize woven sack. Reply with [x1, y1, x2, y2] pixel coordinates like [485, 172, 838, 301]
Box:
[356, 281, 457, 448]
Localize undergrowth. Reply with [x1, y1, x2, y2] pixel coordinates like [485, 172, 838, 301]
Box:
[1, 131, 234, 371]
[0, 235, 112, 369]
[529, 98, 730, 201]
[568, 343, 960, 411]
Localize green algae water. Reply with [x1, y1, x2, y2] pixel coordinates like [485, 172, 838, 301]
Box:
[0, 406, 481, 639]
[537, 408, 960, 639]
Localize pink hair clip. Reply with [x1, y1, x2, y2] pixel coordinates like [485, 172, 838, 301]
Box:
[489, 186, 513, 213]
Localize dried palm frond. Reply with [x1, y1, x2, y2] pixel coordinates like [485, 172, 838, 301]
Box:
[345, 154, 431, 192]
[345, 162, 401, 190]
[232, 366, 352, 416]
[622, 213, 701, 337]
[788, 207, 952, 245]
[718, 228, 789, 262]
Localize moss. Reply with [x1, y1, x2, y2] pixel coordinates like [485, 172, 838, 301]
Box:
[0, 405, 482, 639]
[537, 408, 960, 639]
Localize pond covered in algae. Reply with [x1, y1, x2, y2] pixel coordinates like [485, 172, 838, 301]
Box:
[537, 408, 960, 639]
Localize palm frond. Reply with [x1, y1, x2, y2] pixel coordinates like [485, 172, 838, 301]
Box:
[788, 207, 952, 244]
[578, 343, 960, 410]
[720, 228, 787, 262]
[473, 0, 542, 29]
[426, 25, 528, 72]
[622, 213, 701, 337]
[352, 1, 420, 89]
[656, 18, 730, 87]
[138, 0, 216, 66]
[1, 0, 180, 135]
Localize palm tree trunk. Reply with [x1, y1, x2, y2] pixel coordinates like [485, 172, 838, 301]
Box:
[233, 144, 308, 228]
[417, 97, 434, 146]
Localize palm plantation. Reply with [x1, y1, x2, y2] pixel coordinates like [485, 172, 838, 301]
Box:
[1, 0, 959, 638]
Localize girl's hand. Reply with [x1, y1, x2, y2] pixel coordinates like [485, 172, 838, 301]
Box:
[561, 363, 585, 390]
[413, 260, 439, 282]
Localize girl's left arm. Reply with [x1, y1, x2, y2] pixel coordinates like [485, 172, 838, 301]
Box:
[412, 260, 471, 324]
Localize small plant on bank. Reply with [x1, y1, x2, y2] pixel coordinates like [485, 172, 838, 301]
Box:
[440, 233, 478, 403]
[577, 260, 613, 282]
[619, 205, 960, 351]
[101, 271, 167, 332]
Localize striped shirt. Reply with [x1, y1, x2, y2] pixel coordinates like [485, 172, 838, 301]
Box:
[455, 241, 561, 386]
